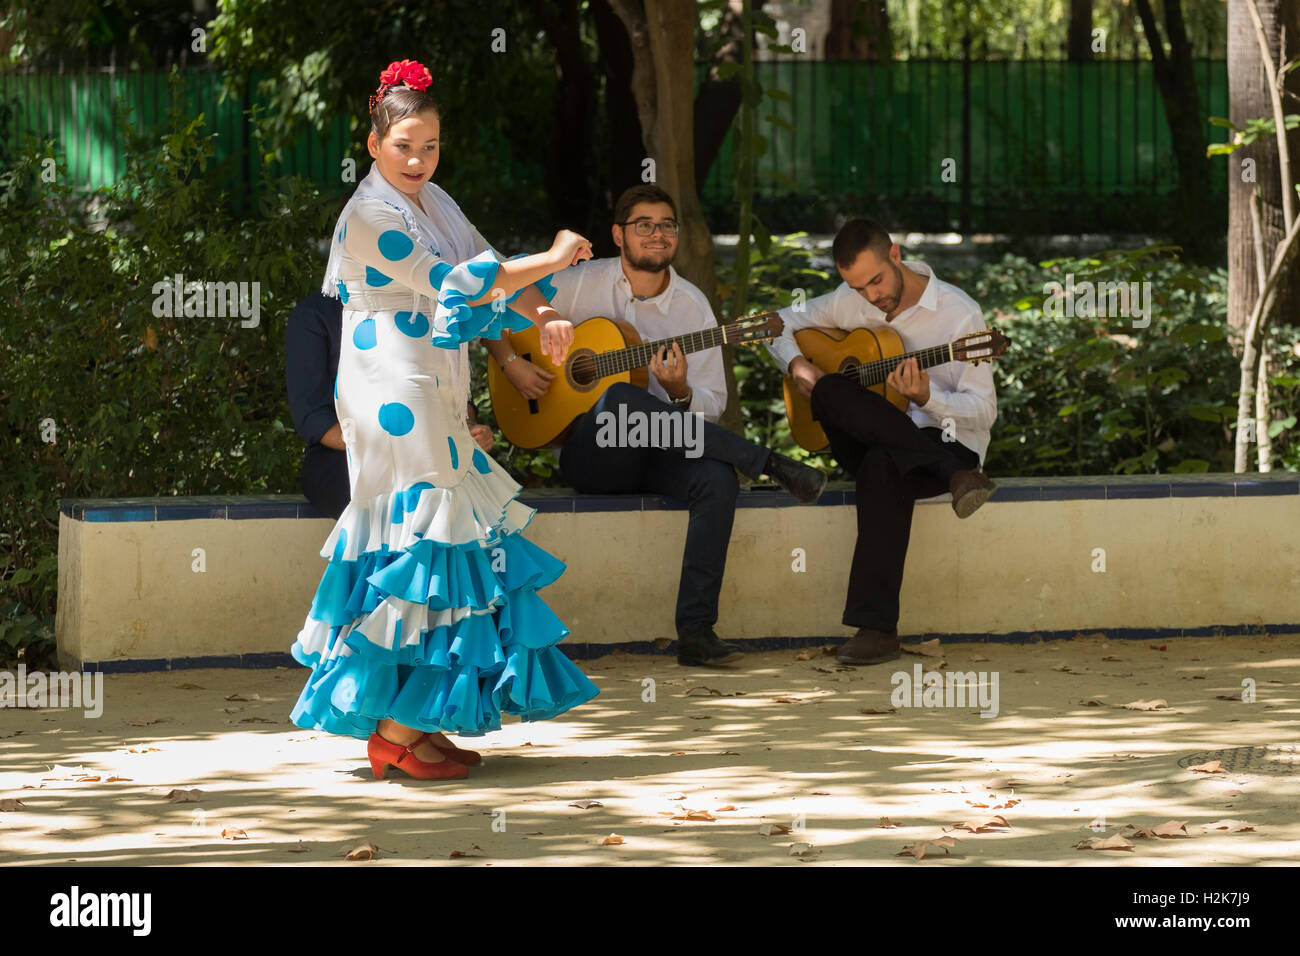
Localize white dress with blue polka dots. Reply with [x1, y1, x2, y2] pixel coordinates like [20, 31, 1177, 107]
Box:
[289, 186, 598, 740]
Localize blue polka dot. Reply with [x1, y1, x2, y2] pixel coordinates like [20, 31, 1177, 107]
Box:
[394, 310, 431, 338]
[335, 280, 349, 304]
[404, 481, 433, 512]
[389, 495, 405, 524]
[352, 318, 377, 349]
[365, 266, 393, 287]
[447, 437, 459, 471]
[377, 229, 414, 262]
[429, 262, 452, 288]
[378, 402, 414, 436]
[472, 449, 492, 474]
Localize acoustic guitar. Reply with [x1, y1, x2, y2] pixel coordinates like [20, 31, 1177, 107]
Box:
[488, 312, 783, 449]
[783, 325, 1010, 452]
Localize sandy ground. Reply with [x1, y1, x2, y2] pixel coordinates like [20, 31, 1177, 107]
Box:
[1, 633, 1297, 866]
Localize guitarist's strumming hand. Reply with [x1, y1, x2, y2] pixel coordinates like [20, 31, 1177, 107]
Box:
[886, 356, 930, 406]
[790, 356, 824, 400]
[650, 341, 690, 401]
[502, 353, 555, 400]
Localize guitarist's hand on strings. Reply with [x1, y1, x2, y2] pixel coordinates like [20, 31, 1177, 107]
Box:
[650, 341, 690, 401]
[790, 356, 824, 400]
[887, 356, 930, 406]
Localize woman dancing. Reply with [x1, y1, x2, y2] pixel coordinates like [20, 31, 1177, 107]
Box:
[289, 59, 598, 780]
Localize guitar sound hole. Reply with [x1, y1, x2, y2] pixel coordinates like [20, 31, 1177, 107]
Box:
[569, 351, 599, 388]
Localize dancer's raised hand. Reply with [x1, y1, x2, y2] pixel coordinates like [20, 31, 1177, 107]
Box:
[549, 229, 593, 269]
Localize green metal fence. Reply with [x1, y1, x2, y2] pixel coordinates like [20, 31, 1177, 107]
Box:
[1, 60, 1228, 232]
[703, 58, 1229, 231]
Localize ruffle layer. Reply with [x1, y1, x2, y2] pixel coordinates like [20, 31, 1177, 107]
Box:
[431, 251, 561, 349]
[291, 463, 596, 740]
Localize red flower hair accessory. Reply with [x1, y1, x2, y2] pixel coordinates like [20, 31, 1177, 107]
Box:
[368, 59, 434, 115]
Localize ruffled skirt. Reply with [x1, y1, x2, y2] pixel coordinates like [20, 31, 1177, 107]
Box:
[289, 459, 598, 739]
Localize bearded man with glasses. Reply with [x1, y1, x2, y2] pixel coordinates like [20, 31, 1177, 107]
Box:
[484, 185, 825, 666]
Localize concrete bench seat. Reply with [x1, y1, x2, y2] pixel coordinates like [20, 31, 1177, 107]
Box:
[56, 473, 1300, 671]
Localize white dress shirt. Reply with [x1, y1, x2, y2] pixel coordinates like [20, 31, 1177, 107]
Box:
[543, 256, 727, 423]
[766, 261, 998, 465]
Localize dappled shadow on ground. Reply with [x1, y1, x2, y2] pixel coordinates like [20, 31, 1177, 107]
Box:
[1, 634, 1297, 865]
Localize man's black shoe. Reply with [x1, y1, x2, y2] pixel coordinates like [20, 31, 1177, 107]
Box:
[764, 452, 828, 504]
[676, 630, 744, 667]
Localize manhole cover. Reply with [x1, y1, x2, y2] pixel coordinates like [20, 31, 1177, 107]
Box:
[1177, 745, 1299, 775]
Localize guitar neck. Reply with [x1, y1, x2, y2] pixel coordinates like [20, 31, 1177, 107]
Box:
[594, 325, 733, 378]
[845, 342, 955, 387]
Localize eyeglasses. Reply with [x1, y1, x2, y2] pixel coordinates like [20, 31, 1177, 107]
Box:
[620, 219, 679, 237]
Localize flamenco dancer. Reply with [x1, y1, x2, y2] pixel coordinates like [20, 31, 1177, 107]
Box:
[289, 60, 599, 780]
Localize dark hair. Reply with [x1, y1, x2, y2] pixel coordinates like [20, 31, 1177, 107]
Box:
[832, 218, 893, 269]
[370, 85, 441, 142]
[614, 184, 677, 226]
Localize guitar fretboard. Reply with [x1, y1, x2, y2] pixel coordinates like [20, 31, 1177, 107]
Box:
[594, 325, 734, 378]
[844, 343, 955, 387]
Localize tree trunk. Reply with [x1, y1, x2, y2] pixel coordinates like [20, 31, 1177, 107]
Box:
[591, 0, 648, 258]
[1134, 0, 1219, 263]
[1068, 0, 1093, 62]
[530, 0, 599, 238]
[824, 0, 891, 60]
[1227, 0, 1300, 342]
[610, 0, 742, 429]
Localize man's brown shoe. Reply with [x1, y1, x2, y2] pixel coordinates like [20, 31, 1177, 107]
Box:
[836, 627, 901, 665]
[949, 468, 996, 519]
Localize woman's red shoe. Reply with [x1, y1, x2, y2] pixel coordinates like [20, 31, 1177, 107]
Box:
[368, 732, 468, 780]
[432, 740, 482, 765]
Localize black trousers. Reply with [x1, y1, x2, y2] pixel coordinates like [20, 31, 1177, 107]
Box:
[559, 381, 770, 639]
[809, 373, 979, 633]
[300, 443, 350, 520]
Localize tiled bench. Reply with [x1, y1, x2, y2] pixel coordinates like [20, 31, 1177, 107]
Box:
[57, 473, 1300, 671]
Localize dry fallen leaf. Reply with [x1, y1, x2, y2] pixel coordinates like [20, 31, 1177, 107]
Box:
[859, 707, 896, 715]
[1148, 644, 1167, 651]
[1101, 656, 1124, 662]
[1123, 699, 1169, 711]
[0, 799, 26, 812]
[287, 841, 311, 853]
[971, 655, 990, 662]
[176, 682, 204, 690]
[794, 650, 814, 661]
[877, 817, 898, 828]
[1124, 820, 1188, 838]
[671, 809, 717, 822]
[1078, 699, 1105, 707]
[758, 823, 792, 836]
[715, 805, 737, 812]
[221, 827, 249, 840]
[104, 776, 131, 783]
[681, 686, 741, 697]
[949, 815, 1011, 833]
[125, 716, 167, 727]
[569, 800, 603, 809]
[1189, 760, 1225, 774]
[224, 694, 251, 702]
[601, 833, 625, 846]
[665, 792, 687, 801]
[125, 746, 160, 754]
[1224, 789, 1243, 797]
[788, 843, 819, 858]
[449, 844, 484, 858]
[1200, 819, 1255, 833]
[164, 788, 203, 803]
[345, 842, 379, 861]
[903, 638, 942, 657]
[897, 836, 958, 860]
[1074, 834, 1134, 851]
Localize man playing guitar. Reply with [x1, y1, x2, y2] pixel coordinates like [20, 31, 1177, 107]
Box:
[767, 218, 998, 666]
[485, 185, 826, 667]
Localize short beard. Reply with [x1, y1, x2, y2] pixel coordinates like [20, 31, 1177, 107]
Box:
[624, 247, 672, 273]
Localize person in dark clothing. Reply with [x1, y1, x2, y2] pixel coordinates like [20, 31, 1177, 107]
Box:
[285, 291, 350, 519]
